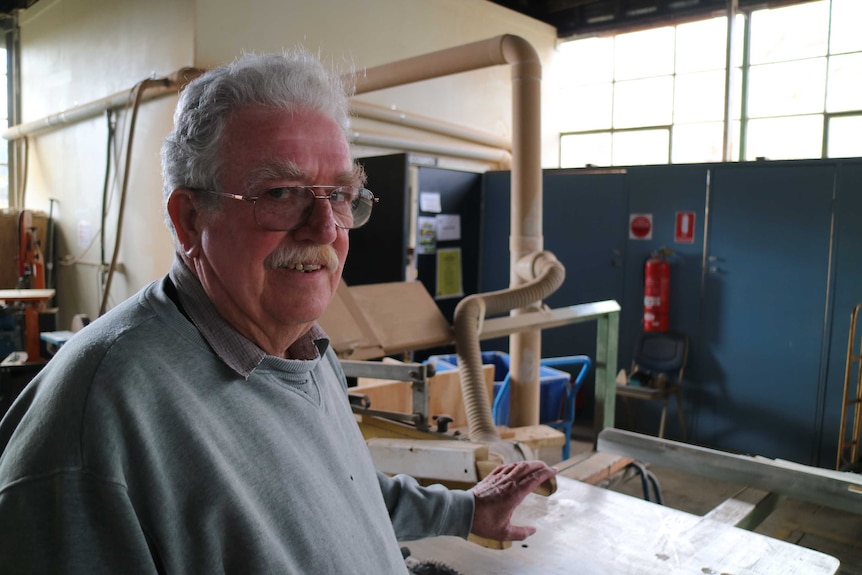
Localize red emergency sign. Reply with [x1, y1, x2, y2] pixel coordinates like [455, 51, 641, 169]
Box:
[674, 211, 695, 244]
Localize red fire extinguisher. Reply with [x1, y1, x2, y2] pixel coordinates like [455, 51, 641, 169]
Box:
[643, 249, 671, 332]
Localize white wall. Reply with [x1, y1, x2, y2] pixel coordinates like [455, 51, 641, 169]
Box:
[18, 0, 194, 325]
[16, 0, 557, 327]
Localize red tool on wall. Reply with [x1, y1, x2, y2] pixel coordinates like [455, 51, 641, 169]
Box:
[2, 210, 53, 363]
[17, 210, 45, 291]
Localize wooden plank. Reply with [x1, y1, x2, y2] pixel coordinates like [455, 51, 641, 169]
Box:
[367, 437, 486, 482]
[401, 476, 840, 574]
[556, 451, 633, 485]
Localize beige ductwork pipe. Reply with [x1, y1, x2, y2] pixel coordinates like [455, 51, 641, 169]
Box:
[348, 35, 561, 448]
[2, 68, 204, 141]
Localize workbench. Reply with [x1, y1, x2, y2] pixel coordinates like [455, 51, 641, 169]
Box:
[403, 475, 840, 574]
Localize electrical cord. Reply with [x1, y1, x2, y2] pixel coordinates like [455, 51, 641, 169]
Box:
[99, 76, 169, 316]
[626, 461, 664, 505]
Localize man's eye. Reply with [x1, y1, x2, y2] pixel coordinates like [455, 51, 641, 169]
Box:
[330, 188, 355, 203]
[264, 187, 298, 200]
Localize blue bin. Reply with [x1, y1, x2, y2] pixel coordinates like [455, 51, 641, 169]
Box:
[427, 351, 569, 426]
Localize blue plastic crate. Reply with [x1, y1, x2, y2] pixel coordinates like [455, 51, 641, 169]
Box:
[428, 351, 568, 426]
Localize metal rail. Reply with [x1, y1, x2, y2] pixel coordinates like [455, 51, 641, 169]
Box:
[599, 427, 862, 516]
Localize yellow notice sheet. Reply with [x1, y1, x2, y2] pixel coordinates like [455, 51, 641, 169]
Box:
[435, 247, 463, 299]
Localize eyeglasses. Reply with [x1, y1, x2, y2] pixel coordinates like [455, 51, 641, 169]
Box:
[200, 186, 378, 231]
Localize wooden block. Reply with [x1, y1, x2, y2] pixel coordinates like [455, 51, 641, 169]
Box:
[354, 361, 495, 429]
[353, 378, 412, 414]
[503, 424, 566, 450]
[468, 534, 512, 550]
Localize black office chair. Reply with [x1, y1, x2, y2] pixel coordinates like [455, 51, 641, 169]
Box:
[616, 331, 689, 439]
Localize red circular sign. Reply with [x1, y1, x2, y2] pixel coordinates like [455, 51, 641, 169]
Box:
[630, 215, 651, 238]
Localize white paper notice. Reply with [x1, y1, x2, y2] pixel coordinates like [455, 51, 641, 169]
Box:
[420, 192, 442, 213]
[436, 214, 461, 241]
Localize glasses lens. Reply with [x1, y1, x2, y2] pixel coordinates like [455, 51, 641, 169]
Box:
[254, 187, 308, 231]
[344, 188, 375, 229]
[252, 187, 375, 231]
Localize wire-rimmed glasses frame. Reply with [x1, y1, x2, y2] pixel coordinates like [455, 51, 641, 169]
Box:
[198, 186, 378, 231]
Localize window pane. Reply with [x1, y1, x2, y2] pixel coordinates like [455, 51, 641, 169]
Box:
[0, 49, 5, 76]
[0, 164, 7, 208]
[674, 70, 726, 123]
[560, 133, 611, 168]
[0, 79, 6, 123]
[750, 1, 829, 65]
[746, 115, 823, 161]
[557, 37, 614, 85]
[613, 129, 669, 166]
[828, 115, 862, 158]
[672, 122, 725, 163]
[830, 0, 862, 55]
[827, 53, 862, 113]
[553, 83, 612, 132]
[748, 59, 826, 117]
[676, 17, 728, 73]
[614, 76, 673, 128]
[614, 27, 674, 80]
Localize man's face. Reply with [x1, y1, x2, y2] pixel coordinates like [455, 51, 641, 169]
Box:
[190, 106, 354, 354]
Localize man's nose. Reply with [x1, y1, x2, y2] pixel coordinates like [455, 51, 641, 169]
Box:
[294, 197, 338, 243]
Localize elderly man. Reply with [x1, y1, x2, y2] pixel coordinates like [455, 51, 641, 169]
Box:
[0, 51, 555, 573]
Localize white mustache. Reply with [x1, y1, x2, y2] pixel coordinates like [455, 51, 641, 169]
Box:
[265, 244, 339, 272]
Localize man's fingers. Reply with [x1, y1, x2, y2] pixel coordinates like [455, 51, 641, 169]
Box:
[505, 524, 537, 541]
[515, 463, 558, 493]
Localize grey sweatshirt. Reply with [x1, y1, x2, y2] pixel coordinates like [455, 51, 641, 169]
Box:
[0, 275, 472, 573]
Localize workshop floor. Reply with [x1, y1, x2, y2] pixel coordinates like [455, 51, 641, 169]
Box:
[567, 437, 862, 574]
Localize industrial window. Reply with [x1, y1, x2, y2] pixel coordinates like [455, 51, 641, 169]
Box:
[0, 43, 6, 204]
[556, 0, 862, 167]
[0, 14, 17, 208]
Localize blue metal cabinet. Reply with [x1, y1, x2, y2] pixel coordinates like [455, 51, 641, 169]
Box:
[700, 162, 835, 463]
[820, 160, 862, 468]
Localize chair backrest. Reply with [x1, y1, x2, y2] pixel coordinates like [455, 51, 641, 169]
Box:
[632, 331, 688, 377]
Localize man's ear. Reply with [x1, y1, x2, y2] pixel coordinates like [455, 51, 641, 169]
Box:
[167, 188, 204, 258]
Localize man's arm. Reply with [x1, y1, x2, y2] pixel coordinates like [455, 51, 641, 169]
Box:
[0, 473, 159, 574]
[378, 460, 557, 543]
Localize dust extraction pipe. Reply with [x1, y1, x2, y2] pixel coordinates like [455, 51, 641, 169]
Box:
[349, 35, 563, 446]
[1, 67, 204, 140]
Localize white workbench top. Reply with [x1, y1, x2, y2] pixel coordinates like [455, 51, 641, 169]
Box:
[403, 476, 839, 574]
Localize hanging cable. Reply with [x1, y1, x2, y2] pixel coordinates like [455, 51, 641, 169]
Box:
[98, 77, 167, 316]
[13, 136, 28, 207]
[100, 109, 115, 275]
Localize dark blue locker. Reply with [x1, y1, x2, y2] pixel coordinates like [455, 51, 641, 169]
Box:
[820, 160, 862, 468]
[701, 162, 835, 464]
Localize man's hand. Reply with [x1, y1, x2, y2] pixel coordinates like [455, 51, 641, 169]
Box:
[469, 460, 558, 541]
